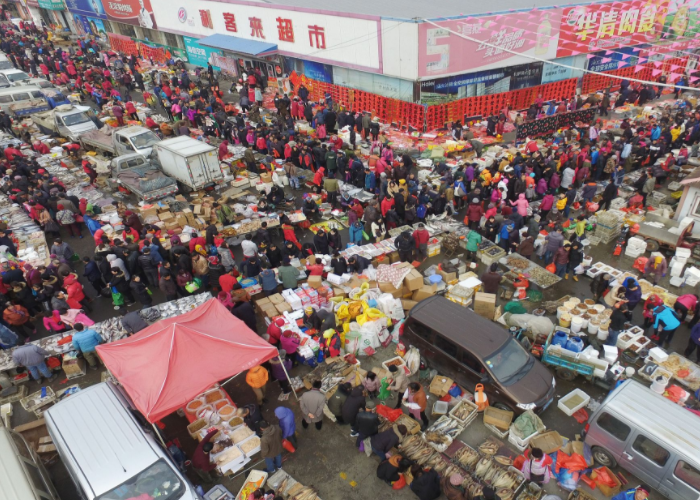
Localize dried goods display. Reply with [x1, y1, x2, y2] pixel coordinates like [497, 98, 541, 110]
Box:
[239, 436, 261, 455]
[506, 256, 531, 270]
[214, 445, 242, 464]
[231, 425, 255, 444]
[453, 445, 480, 469]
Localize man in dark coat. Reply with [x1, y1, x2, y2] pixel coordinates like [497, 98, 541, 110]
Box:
[343, 386, 367, 436]
[231, 299, 257, 332]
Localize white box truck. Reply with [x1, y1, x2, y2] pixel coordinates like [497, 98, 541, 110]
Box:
[152, 136, 224, 192]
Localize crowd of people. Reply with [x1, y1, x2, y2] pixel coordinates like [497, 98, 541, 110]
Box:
[0, 15, 689, 500]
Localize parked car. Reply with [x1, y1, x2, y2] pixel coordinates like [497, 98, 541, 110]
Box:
[583, 380, 700, 500]
[401, 296, 555, 413]
[45, 381, 199, 500]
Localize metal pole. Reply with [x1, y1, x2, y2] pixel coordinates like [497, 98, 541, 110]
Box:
[277, 355, 299, 401]
[152, 422, 167, 448]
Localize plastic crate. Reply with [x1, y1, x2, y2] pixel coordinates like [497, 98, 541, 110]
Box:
[433, 401, 449, 417]
[508, 427, 540, 453]
[449, 399, 478, 426]
[484, 422, 510, 439]
[20, 387, 56, 412]
[235, 470, 268, 500]
[558, 389, 590, 416]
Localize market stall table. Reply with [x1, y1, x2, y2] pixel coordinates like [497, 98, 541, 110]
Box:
[500, 253, 562, 289]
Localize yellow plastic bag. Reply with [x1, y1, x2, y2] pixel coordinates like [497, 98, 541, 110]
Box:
[356, 307, 385, 326]
[336, 303, 350, 323]
[351, 283, 370, 300]
[348, 301, 363, 319]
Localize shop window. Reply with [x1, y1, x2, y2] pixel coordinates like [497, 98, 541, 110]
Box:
[118, 23, 136, 38]
[164, 33, 179, 48]
[632, 434, 670, 467]
[596, 412, 631, 442]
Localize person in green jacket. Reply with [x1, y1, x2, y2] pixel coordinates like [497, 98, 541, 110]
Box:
[277, 258, 299, 290]
[325, 149, 337, 177]
[465, 229, 482, 264]
[214, 202, 234, 225]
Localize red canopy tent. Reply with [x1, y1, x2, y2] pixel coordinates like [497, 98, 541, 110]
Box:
[96, 298, 278, 423]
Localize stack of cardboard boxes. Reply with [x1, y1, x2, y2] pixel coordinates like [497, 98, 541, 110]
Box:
[377, 262, 437, 313]
[139, 194, 219, 241]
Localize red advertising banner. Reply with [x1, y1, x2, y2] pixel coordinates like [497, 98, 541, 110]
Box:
[100, 0, 157, 29]
[556, 0, 671, 57]
[418, 11, 561, 78]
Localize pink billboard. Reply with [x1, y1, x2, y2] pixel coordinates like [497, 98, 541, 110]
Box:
[418, 10, 562, 78]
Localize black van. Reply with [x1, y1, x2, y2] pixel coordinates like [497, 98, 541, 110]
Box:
[401, 296, 555, 413]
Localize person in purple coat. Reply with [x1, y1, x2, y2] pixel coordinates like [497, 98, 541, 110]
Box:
[270, 349, 293, 394]
[274, 406, 297, 448]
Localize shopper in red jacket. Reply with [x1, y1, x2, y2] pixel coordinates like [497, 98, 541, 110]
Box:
[464, 197, 484, 229]
[412, 223, 430, 261]
[192, 429, 218, 482]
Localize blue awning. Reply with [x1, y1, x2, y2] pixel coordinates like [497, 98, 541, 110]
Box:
[197, 34, 278, 57]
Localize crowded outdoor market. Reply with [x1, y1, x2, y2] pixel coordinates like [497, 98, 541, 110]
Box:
[0, 1, 699, 500]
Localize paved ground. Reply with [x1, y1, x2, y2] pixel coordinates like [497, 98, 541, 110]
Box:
[10, 86, 685, 500]
[19, 207, 676, 500]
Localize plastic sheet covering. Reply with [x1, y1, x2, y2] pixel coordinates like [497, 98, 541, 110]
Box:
[505, 314, 554, 338]
[118, 165, 177, 192]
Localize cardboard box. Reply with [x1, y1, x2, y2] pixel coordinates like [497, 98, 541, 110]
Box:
[275, 302, 292, 314]
[379, 281, 400, 294]
[140, 207, 158, 218]
[308, 275, 323, 289]
[404, 269, 424, 291]
[483, 406, 514, 431]
[438, 269, 457, 284]
[333, 287, 347, 299]
[529, 431, 564, 454]
[429, 375, 454, 397]
[474, 292, 497, 319]
[255, 297, 271, 306]
[401, 299, 418, 311]
[269, 293, 284, 304]
[37, 443, 57, 453]
[591, 466, 622, 497]
[413, 284, 437, 301]
[62, 357, 85, 377]
[158, 212, 173, 221]
[388, 251, 400, 263]
[260, 304, 278, 318]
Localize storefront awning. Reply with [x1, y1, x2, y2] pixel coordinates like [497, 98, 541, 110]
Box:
[197, 34, 278, 57]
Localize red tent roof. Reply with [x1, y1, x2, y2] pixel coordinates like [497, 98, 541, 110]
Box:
[97, 298, 277, 423]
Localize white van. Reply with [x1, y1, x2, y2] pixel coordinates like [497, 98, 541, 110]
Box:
[584, 380, 700, 500]
[0, 86, 46, 113]
[0, 69, 31, 86]
[45, 382, 199, 500]
[0, 426, 59, 500]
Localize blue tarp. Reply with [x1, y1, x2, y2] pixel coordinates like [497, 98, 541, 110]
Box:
[197, 34, 277, 57]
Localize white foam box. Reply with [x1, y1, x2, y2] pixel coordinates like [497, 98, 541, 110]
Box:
[685, 267, 700, 279]
[670, 259, 686, 278]
[676, 247, 692, 259]
[649, 347, 669, 363]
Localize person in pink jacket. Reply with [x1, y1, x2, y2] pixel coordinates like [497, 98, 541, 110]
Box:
[674, 293, 699, 322]
[510, 193, 529, 217]
[540, 192, 554, 219]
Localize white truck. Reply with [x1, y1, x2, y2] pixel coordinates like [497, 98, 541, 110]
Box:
[32, 104, 98, 142]
[151, 136, 224, 192]
[80, 126, 161, 158]
[110, 154, 179, 202]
